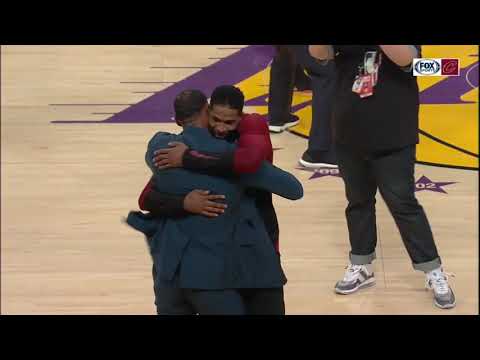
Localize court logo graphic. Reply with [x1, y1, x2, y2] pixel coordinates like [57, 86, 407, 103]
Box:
[298, 168, 456, 194]
[414, 58, 441, 76]
[414, 175, 456, 194]
[413, 58, 460, 76]
[441, 59, 460, 76]
[296, 166, 342, 180]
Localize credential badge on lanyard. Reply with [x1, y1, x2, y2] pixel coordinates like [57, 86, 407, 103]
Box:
[352, 51, 382, 98]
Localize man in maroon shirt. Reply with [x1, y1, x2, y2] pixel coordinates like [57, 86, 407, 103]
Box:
[139, 85, 281, 253]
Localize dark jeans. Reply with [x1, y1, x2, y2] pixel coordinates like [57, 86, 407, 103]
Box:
[335, 142, 441, 272]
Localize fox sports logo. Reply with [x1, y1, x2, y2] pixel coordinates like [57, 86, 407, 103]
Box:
[414, 59, 441, 75]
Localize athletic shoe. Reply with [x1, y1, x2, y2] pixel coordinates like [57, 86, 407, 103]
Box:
[268, 114, 300, 133]
[335, 264, 376, 295]
[425, 268, 456, 309]
[299, 150, 337, 169]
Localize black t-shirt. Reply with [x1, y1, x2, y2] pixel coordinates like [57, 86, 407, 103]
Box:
[332, 45, 421, 153]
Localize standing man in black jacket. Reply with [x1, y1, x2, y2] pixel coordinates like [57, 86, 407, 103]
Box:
[309, 45, 455, 309]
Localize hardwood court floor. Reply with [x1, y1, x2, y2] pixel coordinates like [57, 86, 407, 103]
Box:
[1, 46, 478, 314]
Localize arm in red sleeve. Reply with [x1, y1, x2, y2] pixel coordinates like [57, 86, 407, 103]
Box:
[233, 114, 273, 173]
[138, 178, 188, 217]
[138, 179, 154, 211]
[181, 114, 273, 176]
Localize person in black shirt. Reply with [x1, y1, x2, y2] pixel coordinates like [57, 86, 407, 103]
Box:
[309, 45, 455, 309]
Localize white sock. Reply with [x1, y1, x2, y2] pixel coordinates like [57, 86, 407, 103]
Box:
[350, 263, 373, 273]
[363, 263, 373, 274]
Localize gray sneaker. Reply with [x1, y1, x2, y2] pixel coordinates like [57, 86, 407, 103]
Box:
[335, 264, 376, 295]
[425, 269, 456, 309]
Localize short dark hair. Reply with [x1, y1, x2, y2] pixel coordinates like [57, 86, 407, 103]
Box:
[174, 89, 208, 124]
[210, 85, 244, 114]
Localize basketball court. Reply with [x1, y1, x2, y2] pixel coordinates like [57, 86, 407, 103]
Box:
[1, 45, 478, 314]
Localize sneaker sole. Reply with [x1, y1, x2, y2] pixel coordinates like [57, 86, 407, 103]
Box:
[425, 285, 456, 309]
[298, 158, 338, 169]
[434, 300, 456, 309]
[269, 120, 300, 133]
[335, 278, 376, 295]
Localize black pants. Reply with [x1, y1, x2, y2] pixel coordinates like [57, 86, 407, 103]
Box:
[335, 142, 441, 272]
[153, 267, 285, 315]
[268, 45, 336, 157]
[290, 46, 336, 155]
[239, 287, 285, 315]
[152, 265, 194, 315]
[268, 45, 305, 125]
[157, 289, 247, 315]
[155, 288, 285, 315]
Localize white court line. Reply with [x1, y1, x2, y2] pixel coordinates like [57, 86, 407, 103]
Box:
[465, 62, 479, 89]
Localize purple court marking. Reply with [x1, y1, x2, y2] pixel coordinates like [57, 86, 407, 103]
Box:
[291, 100, 313, 113]
[245, 94, 269, 107]
[150, 66, 205, 69]
[466, 63, 479, 89]
[414, 175, 456, 194]
[415, 176, 456, 194]
[208, 58, 225, 60]
[244, 93, 312, 115]
[121, 81, 176, 84]
[296, 168, 458, 194]
[51, 121, 107, 124]
[52, 46, 478, 127]
[53, 45, 275, 124]
[419, 61, 479, 104]
[50, 104, 132, 106]
[296, 166, 342, 180]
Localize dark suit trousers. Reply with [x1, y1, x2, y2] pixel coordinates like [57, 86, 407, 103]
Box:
[268, 45, 336, 156]
[153, 264, 285, 315]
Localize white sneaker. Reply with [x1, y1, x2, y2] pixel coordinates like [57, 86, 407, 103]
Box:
[268, 115, 300, 133]
[298, 150, 337, 169]
[335, 264, 376, 295]
[425, 268, 456, 309]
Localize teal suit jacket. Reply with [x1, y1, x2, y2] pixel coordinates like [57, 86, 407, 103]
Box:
[129, 126, 303, 289]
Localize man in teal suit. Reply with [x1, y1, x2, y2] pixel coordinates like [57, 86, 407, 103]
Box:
[128, 89, 303, 314]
